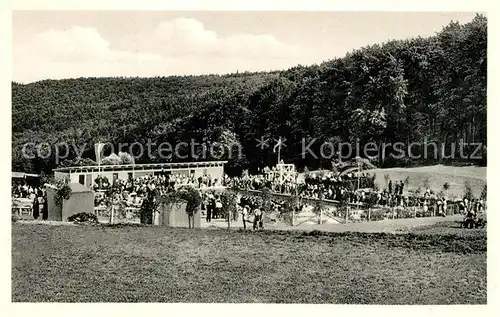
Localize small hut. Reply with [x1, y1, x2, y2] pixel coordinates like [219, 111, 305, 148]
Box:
[46, 183, 95, 221]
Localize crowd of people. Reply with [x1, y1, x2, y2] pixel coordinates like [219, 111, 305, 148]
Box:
[227, 167, 373, 197]
[93, 173, 224, 192]
[92, 173, 225, 207]
[200, 191, 223, 222]
[206, 192, 268, 230]
[226, 167, 380, 204]
[459, 197, 486, 215]
[11, 164, 486, 226]
[11, 182, 48, 220]
[88, 167, 463, 216]
[460, 197, 487, 228]
[226, 168, 488, 219]
[12, 183, 43, 199]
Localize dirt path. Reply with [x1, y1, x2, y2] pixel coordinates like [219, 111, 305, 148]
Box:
[18, 214, 463, 234]
[202, 214, 463, 233]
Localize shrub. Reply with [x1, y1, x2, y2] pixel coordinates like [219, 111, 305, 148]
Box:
[101, 154, 121, 165]
[364, 192, 378, 210]
[12, 214, 20, 222]
[313, 199, 324, 215]
[281, 195, 299, 224]
[68, 212, 99, 223]
[58, 157, 97, 168]
[40, 171, 54, 186]
[384, 174, 390, 186]
[175, 186, 202, 215]
[50, 177, 72, 207]
[220, 191, 237, 221]
[396, 207, 413, 219]
[414, 187, 422, 196]
[480, 184, 486, 200]
[369, 208, 387, 221]
[423, 177, 430, 190]
[464, 181, 474, 200]
[118, 151, 135, 164]
[443, 182, 450, 192]
[140, 192, 158, 224]
[259, 187, 272, 212]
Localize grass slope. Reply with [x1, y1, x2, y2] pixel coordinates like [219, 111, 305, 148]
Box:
[12, 223, 486, 304]
[368, 165, 486, 198]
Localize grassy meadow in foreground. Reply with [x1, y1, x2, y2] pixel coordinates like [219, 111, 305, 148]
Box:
[12, 222, 486, 304]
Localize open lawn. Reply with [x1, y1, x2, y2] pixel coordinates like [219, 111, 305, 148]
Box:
[367, 165, 486, 198]
[12, 222, 486, 304]
[404, 220, 487, 237]
[206, 214, 467, 234]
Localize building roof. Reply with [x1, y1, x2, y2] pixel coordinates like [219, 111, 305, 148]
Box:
[53, 160, 228, 173]
[12, 172, 40, 179]
[12, 172, 25, 178]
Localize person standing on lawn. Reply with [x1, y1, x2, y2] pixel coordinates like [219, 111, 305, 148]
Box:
[442, 197, 448, 216]
[253, 208, 262, 230]
[206, 192, 214, 222]
[241, 205, 249, 229]
[437, 198, 443, 216]
[234, 194, 241, 222]
[423, 199, 429, 216]
[32, 192, 39, 220]
[259, 209, 264, 229]
[215, 196, 223, 219]
[42, 192, 48, 220]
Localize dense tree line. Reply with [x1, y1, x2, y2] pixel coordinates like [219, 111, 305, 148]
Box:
[12, 15, 487, 175]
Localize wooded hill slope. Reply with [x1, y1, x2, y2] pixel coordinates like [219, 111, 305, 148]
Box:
[12, 14, 486, 175]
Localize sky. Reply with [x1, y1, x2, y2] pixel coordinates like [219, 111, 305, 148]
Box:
[12, 11, 480, 83]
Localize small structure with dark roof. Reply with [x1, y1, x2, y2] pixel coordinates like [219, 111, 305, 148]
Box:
[46, 183, 95, 221]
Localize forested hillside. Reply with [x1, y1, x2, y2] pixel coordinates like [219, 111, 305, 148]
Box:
[12, 14, 487, 175]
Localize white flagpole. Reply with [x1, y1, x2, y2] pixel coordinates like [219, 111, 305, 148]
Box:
[357, 158, 361, 190]
[95, 142, 103, 187]
[277, 137, 281, 165]
[97, 143, 101, 178]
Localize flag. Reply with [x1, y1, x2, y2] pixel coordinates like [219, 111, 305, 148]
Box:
[94, 142, 105, 165]
[273, 137, 282, 153]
